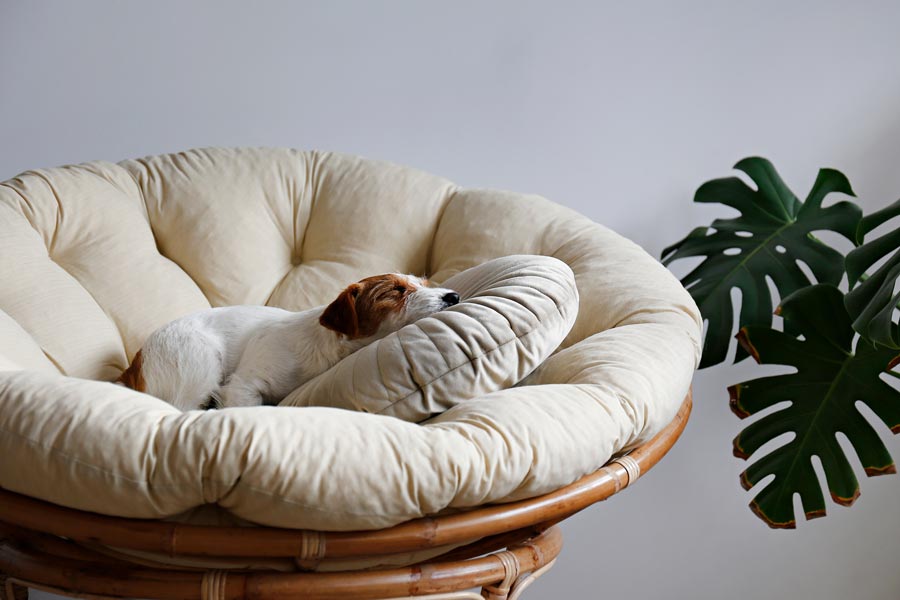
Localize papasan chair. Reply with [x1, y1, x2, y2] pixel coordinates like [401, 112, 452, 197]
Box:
[0, 148, 700, 600]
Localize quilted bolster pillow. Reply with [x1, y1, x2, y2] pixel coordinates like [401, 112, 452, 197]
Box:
[280, 255, 580, 422]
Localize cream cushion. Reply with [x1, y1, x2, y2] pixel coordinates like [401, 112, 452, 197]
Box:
[282, 255, 579, 422]
[0, 147, 701, 531]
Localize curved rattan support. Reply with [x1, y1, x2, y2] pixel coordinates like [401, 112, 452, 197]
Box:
[0, 526, 562, 600]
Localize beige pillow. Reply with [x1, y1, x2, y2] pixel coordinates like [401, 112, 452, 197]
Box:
[280, 255, 579, 421]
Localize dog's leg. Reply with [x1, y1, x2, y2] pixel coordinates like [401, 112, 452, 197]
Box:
[218, 373, 267, 408]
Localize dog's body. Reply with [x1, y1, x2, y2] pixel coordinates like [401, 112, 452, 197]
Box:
[118, 274, 459, 411]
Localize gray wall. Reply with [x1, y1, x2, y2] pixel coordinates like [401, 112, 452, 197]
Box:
[3, 1, 900, 598]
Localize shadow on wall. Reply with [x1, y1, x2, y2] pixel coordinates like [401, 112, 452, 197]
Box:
[832, 94, 900, 212]
[638, 92, 900, 262]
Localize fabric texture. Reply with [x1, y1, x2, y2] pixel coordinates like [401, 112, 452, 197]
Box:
[281, 255, 579, 422]
[0, 147, 702, 531]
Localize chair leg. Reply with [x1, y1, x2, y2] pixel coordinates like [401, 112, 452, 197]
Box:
[0, 575, 28, 600]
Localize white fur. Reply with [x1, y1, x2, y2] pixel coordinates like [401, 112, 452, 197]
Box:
[137, 275, 457, 410]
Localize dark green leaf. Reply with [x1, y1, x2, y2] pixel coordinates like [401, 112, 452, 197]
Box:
[731, 284, 900, 528]
[855, 198, 900, 245]
[663, 158, 860, 368]
[845, 198, 900, 348]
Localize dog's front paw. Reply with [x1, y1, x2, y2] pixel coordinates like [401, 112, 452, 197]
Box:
[219, 376, 266, 408]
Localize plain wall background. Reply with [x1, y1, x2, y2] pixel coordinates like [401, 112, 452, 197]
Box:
[3, 1, 900, 598]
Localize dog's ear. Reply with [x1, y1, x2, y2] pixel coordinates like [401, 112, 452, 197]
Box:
[320, 284, 361, 338]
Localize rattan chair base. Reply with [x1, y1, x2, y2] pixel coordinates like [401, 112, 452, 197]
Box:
[0, 392, 690, 599]
[0, 526, 560, 600]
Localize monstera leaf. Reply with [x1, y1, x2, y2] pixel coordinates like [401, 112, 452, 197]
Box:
[845, 198, 900, 348]
[662, 158, 861, 368]
[731, 284, 900, 528]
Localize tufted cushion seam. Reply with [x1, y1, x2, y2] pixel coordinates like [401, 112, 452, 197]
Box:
[117, 161, 153, 233]
[425, 185, 461, 277]
[288, 153, 302, 264]
[374, 320, 554, 416]
[14, 167, 151, 357]
[46, 259, 127, 366]
[261, 152, 318, 308]
[38, 350, 65, 374]
[295, 150, 324, 263]
[490, 274, 573, 329]
[116, 157, 218, 307]
[0, 183, 55, 252]
[263, 264, 298, 307]
[10, 256, 127, 376]
[21, 170, 65, 256]
[392, 325, 427, 402]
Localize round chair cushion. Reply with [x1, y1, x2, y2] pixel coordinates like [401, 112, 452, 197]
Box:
[281, 254, 580, 422]
[0, 147, 702, 530]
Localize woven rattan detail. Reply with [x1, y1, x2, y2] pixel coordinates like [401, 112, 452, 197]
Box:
[611, 454, 641, 487]
[480, 550, 521, 600]
[293, 530, 327, 569]
[200, 570, 227, 600]
[301, 531, 326, 560]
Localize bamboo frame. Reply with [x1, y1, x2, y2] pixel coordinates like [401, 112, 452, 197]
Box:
[0, 391, 691, 599]
[0, 527, 562, 600]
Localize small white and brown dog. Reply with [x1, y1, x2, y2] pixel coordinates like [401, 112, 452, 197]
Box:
[117, 274, 459, 411]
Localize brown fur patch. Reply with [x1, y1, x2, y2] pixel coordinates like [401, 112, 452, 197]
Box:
[116, 349, 146, 392]
[320, 274, 413, 339]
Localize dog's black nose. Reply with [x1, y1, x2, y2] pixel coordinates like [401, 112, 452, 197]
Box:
[443, 292, 460, 306]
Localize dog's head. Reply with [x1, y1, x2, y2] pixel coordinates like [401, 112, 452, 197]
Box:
[319, 274, 459, 340]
